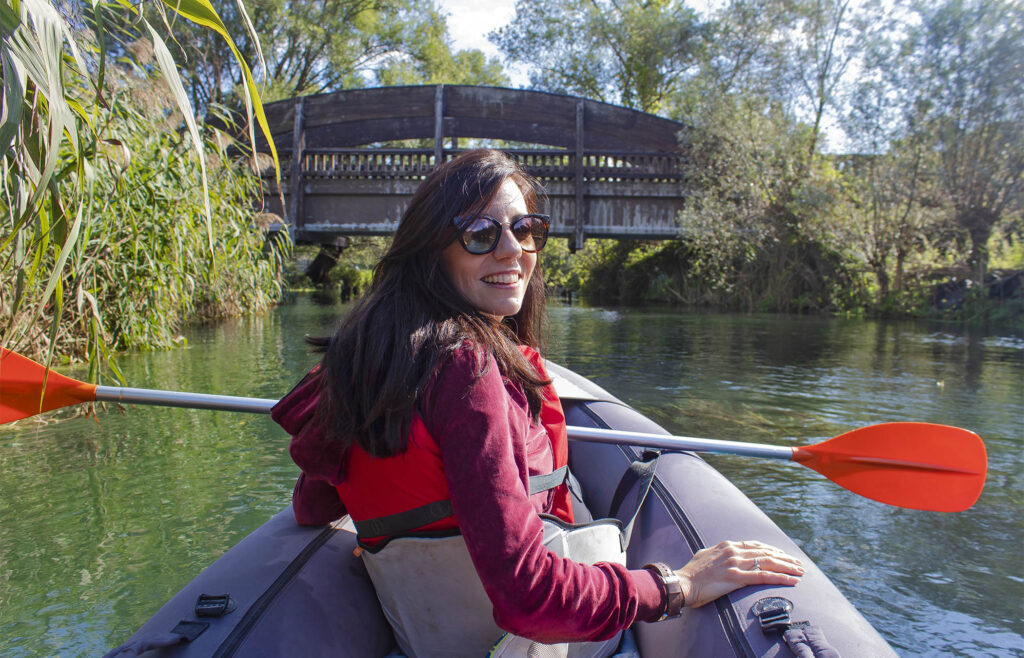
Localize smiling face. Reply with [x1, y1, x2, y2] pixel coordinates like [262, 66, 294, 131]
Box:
[441, 178, 538, 319]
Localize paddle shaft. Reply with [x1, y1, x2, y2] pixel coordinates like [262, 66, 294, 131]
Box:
[93, 386, 796, 460]
[95, 386, 277, 414]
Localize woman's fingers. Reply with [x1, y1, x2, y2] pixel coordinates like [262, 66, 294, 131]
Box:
[675, 539, 805, 609]
[746, 551, 805, 576]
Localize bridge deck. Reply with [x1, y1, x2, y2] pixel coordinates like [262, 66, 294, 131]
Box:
[258, 86, 691, 246]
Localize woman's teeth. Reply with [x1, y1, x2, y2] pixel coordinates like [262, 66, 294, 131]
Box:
[482, 273, 520, 284]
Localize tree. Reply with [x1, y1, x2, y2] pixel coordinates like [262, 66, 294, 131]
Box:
[168, 0, 459, 110]
[837, 147, 938, 306]
[670, 0, 790, 117]
[674, 95, 858, 312]
[492, 0, 705, 112]
[374, 5, 509, 86]
[900, 0, 1024, 282]
[786, 0, 859, 156]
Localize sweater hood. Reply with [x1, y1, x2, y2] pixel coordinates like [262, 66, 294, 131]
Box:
[271, 365, 348, 486]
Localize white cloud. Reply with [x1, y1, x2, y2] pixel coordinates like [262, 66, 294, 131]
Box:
[436, 0, 517, 57]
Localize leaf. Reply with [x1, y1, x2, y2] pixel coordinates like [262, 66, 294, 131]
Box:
[0, 0, 82, 252]
[161, 0, 280, 183]
[35, 201, 84, 321]
[0, 47, 26, 160]
[144, 19, 212, 252]
[0, 1, 20, 35]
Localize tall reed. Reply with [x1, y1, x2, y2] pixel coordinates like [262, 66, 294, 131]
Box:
[1, 0, 281, 380]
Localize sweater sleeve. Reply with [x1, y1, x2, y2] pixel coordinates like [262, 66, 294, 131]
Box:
[424, 347, 665, 643]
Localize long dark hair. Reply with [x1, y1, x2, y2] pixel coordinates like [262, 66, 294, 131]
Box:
[310, 149, 550, 460]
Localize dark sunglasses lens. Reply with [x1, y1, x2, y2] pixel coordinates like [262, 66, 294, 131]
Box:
[460, 217, 500, 254]
[513, 216, 549, 252]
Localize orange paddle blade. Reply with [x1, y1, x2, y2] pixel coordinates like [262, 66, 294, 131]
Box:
[0, 348, 98, 424]
[792, 422, 987, 512]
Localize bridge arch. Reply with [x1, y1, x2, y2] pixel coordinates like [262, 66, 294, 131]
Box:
[258, 85, 690, 248]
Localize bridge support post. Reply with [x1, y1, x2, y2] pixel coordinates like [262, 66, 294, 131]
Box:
[434, 84, 445, 167]
[305, 240, 348, 287]
[288, 97, 306, 226]
[572, 99, 586, 252]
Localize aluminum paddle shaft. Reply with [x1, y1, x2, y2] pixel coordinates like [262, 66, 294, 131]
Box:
[565, 426, 795, 460]
[94, 386, 277, 414]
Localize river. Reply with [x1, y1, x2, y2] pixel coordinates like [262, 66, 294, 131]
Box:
[0, 297, 1021, 656]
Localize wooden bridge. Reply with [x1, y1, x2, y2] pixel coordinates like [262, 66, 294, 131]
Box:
[257, 85, 690, 250]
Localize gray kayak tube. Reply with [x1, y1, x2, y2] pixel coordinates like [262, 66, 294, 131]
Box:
[110, 362, 896, 657]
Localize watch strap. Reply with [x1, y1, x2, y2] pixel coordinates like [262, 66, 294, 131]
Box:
[644, 562, 684, 621]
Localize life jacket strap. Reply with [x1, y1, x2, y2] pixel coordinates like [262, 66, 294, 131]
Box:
[529, 464, 569, 495]
[353, 500, 454, 539]
[353, 466, 570, 540]
[608, 451, 660, 549]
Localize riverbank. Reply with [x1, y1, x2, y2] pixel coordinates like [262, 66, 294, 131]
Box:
[294, 237, 1023, 324]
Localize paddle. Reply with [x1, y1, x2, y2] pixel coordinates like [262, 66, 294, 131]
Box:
[0, 347, 986, 512]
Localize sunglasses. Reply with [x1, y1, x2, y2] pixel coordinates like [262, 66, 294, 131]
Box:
[453, 214, 551, 255]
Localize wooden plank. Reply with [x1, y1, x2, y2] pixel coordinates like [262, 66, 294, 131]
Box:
[301, 87, 436, 128]
[288, 97, 306, 228]
[259, 86, 686, 151]
[574, 99, 585, 251]
[302, 118, 437, 147]
[434, 85, 444, 166]
[446, 87, 578, 125]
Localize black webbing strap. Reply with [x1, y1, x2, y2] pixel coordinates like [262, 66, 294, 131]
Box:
[529, 465, 569, 495]
[353, 500, 454, 539]
[103, 621, 208, 657]
[783, 626, 842, 658]
[354, 466, 570, 539]
[607, 451, 660, 549]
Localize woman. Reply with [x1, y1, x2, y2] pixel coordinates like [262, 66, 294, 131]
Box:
[271, 150, 804, 655]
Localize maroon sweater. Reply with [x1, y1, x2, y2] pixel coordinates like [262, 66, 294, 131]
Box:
[271, 345, 665, 642]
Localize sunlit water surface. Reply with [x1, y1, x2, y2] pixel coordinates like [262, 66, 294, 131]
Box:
[1, 297, 1021, 656]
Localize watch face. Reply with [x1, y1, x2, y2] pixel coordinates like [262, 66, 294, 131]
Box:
[751, 596, 794, 617]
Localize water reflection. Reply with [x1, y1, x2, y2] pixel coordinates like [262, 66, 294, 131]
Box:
[0, 298, 1020, 656]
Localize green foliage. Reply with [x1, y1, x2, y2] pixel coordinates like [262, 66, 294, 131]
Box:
[493, 0, 704, 112]
[376, 45, 509, 87]
[334, 266, 374, 302]
[854, 0, 1024, 283]
[1, 0, 282, 370]
[170, 0, 426, 106]
[671, 93, 863, 312]
[168, 0, 509, 108]
[2, 77, 283, 361]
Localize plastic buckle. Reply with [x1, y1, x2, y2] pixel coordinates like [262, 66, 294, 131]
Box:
[751, 596, 794, 634]
[195, 593, 236, 618]
[641, 449, 661, 462]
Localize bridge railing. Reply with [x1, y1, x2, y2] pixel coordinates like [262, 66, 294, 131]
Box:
[288, 148, 683, 182]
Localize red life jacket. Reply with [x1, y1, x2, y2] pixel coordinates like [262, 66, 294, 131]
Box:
[336, 346, 573, 544]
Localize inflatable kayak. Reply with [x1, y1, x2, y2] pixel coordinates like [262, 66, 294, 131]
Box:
[111, 363, 896, 657]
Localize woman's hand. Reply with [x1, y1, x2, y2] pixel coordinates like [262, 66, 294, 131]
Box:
[675, 540, 804, 609]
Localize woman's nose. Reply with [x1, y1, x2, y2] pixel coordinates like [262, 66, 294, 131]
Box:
[492, 224, 523, 259]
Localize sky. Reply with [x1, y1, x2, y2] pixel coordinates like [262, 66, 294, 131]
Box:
[435, 0, 526, 85]
[435, 0, 517, 59]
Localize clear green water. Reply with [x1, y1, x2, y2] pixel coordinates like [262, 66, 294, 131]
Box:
[1, 297, 1021, 656]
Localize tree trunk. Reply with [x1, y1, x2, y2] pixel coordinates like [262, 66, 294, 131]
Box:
[874, 266, 890, 306]
[960, 207, 998, 284]
[894, 248, 906, 294]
